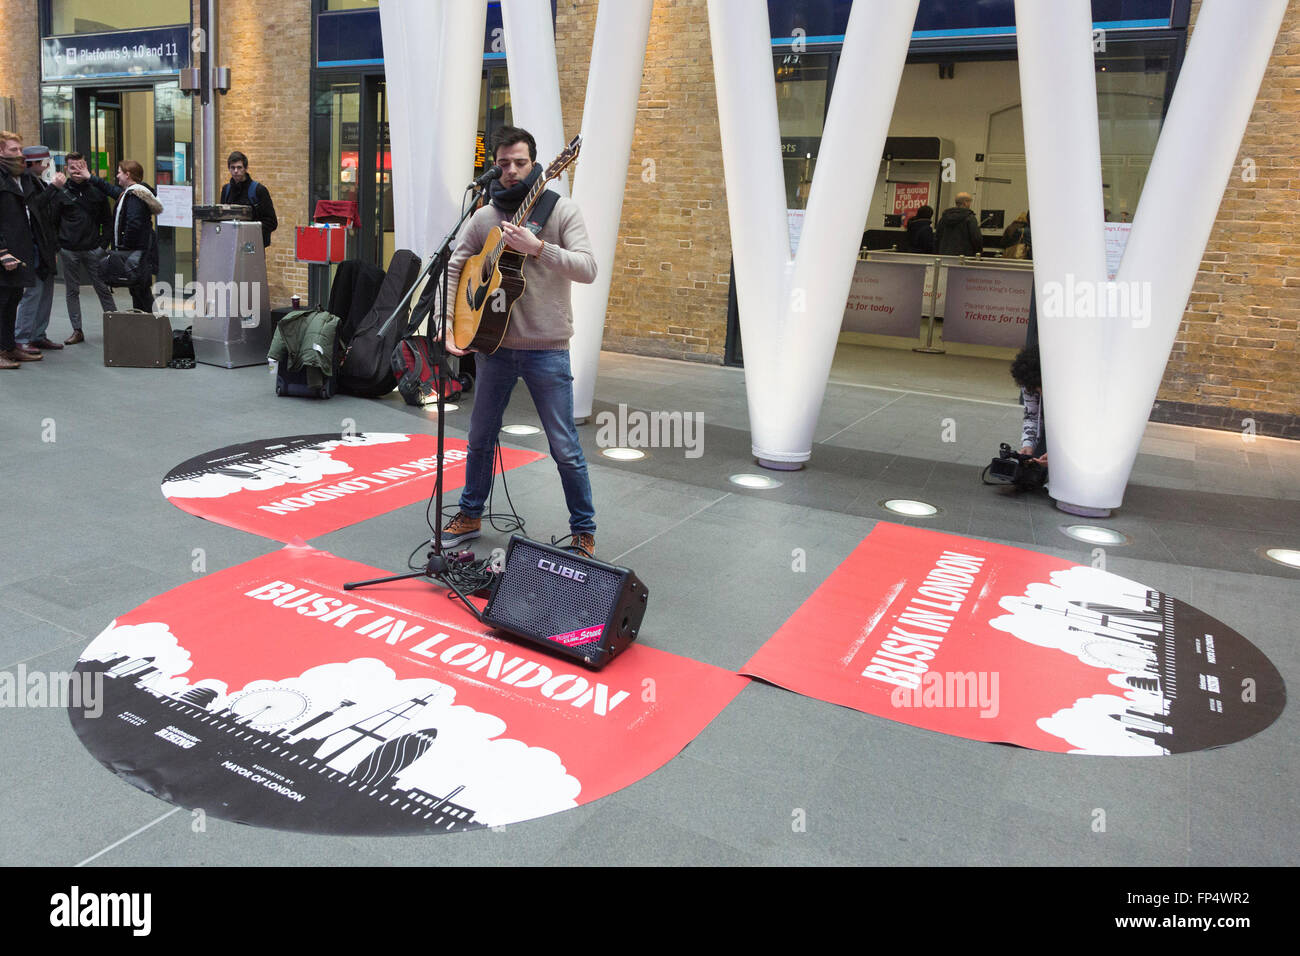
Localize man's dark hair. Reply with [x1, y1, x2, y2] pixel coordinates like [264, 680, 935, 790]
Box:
[914, 205, 933, 220]
[491, 126, 536, 162]
[65, 151, 84, 163]
[227, 150, 249, 168]
[1010, 344, 1041, 392]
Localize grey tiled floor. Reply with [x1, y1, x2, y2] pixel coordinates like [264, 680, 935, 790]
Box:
[1, 294, 1296, 866]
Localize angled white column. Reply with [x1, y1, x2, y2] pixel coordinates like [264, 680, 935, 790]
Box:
[427, 0, 490, 249]
[570, 0, 654, 421]
[1013, 0, 1109, 511]
[379, 0, 442, 254]
[381, 0, 486, 256]
[501, 0, 569, 197]
[1016, 0, 1285, 513]
[709, 0, 917, 465]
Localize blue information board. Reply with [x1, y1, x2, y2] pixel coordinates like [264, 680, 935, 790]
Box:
[42, 27, 191, 81]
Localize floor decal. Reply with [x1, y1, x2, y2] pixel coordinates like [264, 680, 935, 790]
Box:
[743, 523, 1285, 755]
[162, 433, 544, 542]
[69, 546, 747, 834]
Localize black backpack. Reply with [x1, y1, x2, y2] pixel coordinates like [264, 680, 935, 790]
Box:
[337, 249, 422, 397]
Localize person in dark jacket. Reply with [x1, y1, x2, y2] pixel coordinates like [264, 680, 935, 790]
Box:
[89, 159, 163, 312]
[14, 145, 64, 352]
[935, 192, 984, 257]
[220, 151, 277, 247]
[1001, 211, 1032, 259]
[49, 152, 116, 344]
[0, 130, 52, 367]
[898, 204, 935, 254]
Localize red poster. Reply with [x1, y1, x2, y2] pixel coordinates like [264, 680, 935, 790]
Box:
[69, 546, 748, 834]
[744, 524, 1284, 755]
[162, 433, 544, 542]
[892, 182, 931, 223]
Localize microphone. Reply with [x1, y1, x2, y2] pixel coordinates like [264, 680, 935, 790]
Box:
[470, 165, 502, 189]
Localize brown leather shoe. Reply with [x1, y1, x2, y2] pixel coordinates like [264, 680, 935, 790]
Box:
[0, 355, 18, 369]
[568, 533, 595, 559]
[31, 336, 64, 350]
[441, 512, 482, 547]
[16, 343, 40, 355]
[64, 330, 85, 345]
[1, 348, 41, 362]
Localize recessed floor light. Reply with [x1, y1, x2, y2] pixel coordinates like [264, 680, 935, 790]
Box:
[881, 499, 940, 517]
[601, 447, 646, 461]
[501, 424, 540, 435]
[423, 401, 459, 412]
[1262, 548, 1300, 569]
[730, 473, 782, 489]
[1061, 525, 1130, 546]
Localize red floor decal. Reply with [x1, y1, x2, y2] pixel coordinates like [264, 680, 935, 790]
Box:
[70, 546, 747, 834]
[743, 523, 1285, 755]
[162, 433, 544, 542]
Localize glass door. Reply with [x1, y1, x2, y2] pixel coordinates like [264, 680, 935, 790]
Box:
[155, 80, 193, 284]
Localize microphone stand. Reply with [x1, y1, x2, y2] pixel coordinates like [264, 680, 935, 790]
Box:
[344, 182, 490, 620]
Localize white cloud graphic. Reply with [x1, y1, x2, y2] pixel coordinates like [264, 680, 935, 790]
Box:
[1037, 692, 1169, 756]
[162, 433, 412, 500]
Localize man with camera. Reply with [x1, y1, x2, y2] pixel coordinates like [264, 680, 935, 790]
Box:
[49, 152, 117, 344]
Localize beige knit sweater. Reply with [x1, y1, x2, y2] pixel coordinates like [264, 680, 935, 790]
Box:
[443, 193, 597, 351]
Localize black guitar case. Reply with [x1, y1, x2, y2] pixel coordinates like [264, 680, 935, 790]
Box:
[337, 249, 422, 397]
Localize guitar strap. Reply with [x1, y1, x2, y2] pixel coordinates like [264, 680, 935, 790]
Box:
[523, 189, 561, 237]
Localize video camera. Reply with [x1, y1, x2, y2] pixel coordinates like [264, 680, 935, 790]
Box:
[983, 443, 1047, 491]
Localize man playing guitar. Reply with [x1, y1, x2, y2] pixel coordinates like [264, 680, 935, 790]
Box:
[442, 126, 599, 557]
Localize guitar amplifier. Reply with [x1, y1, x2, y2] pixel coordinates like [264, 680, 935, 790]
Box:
[481, 536, 648, 670]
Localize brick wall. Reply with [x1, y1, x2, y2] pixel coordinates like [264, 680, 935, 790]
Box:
[556, 0, 732, 364]
[214, 0, 311, 304]
[0, 0, 40, 144]
[1156, 1, 1300, 435]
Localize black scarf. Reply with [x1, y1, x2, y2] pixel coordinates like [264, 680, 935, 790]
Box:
[488, 163, 541, 215]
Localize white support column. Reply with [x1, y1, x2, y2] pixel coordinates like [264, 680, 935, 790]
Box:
[708, 0, 800, 459]
[501, 0, 569, 197]
[709, 0, 917, 465]
[781, 0, 918, 461]
[1013, 0, 1109, 512]
[380, 0, 486, 256]
[429, 0, 490, 245]
[1016, 0, 1285, 513]
[570, 0, 654, 422]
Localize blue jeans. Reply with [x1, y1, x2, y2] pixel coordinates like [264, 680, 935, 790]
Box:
[459, 347, 596, 535]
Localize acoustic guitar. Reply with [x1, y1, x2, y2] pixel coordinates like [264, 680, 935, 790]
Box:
[452, 135, 582, 354]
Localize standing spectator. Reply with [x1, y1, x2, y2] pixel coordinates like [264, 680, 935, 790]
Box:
[14, 145, 63, 352]
[898, 204, 936, 253]
[0, 130, 50, 368]
[935, 191, 984, 257]
[90, 159, 162, 313]
[1002, 211, 1032, 259]
[221, 151, 277, 247]
[49, 152, 117, 344]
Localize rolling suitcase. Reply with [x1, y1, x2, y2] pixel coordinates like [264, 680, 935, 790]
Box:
[104, 310, 173, 368]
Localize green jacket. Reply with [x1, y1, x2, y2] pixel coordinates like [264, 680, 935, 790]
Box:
[268, 308, 341, 388]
